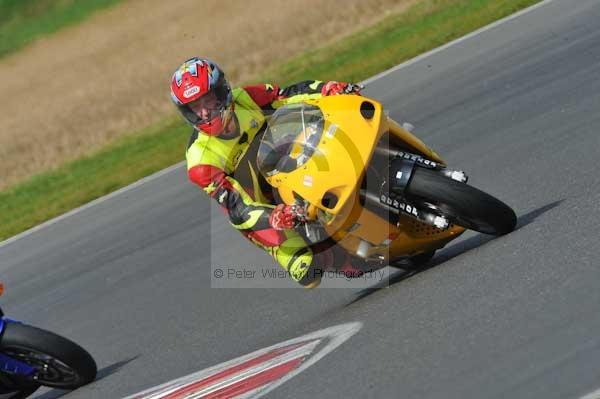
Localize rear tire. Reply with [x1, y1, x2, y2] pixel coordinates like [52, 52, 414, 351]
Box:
[406, 167, 517, 235]
[1, 323, 97, 390]
[410, 250, 436, 268]
[389, 251, 435, 270]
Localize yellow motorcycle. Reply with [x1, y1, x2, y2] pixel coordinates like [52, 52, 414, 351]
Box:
[255, 94, 516, 269]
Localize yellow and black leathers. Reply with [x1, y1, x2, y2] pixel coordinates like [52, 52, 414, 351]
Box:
[186, 81, 346, 287]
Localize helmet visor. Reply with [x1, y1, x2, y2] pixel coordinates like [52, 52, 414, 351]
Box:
[178, 92, 221, 124]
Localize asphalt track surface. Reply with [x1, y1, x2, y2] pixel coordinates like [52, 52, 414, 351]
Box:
[1, 0, 600, 397]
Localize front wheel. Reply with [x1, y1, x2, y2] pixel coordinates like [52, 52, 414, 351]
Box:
[406, 167, 517, 235]
[1, 323, 97, 389]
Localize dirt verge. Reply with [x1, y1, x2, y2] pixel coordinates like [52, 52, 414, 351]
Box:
[0, 0, 416, 190]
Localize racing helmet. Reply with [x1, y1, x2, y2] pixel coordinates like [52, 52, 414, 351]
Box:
[170, 57, 233, 135]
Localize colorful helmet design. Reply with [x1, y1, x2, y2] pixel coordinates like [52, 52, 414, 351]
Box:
[170, 58, 233, 135]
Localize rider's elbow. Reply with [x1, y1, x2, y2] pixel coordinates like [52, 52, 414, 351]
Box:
[188, 164, 225, 189]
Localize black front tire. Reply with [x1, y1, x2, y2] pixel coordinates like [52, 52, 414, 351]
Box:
[406, 167, 517, 235]
[1, 323, 97, 390]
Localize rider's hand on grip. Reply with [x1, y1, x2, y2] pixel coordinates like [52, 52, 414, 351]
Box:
[321, 81, 362, 96]
[269, 204, 306, 230]
[342, 83, 364, 95]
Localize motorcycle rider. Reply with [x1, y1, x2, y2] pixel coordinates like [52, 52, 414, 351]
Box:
[170, 57, 365, 288]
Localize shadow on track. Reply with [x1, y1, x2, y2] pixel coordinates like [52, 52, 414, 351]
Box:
[32, 356, 139, 399]
[95, 355, 140, 381]
[346, 200, 563, 306]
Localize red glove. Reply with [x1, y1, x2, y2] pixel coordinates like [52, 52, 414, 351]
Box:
[321, 81, 362, 96]
[269, 204, 306, 230]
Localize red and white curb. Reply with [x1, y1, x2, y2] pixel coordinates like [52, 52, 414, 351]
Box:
[123, 322, 362, 399]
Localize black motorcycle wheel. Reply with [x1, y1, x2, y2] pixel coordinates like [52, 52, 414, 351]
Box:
[1, 323, 97, 389]
[0, 373, 39, 398]
[409, 250, 436, 268]
[406, 167, 517, 235]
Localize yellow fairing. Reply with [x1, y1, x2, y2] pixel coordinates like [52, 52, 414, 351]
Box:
[266, 95, 382, 215]
[266, 95, 465, 262]
[387, 118, 445, 164]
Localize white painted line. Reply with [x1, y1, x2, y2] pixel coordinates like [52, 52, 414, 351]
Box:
[187, 341, 321, 398]
[123, 322, 363, 399]
[0, 161, 186, 249]
[580, 387, 600, 399]
[0, 0, 556, 248]
[361, 0, 557, 85]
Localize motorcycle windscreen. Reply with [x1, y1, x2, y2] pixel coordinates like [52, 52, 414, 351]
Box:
[257, 103, 324, 178]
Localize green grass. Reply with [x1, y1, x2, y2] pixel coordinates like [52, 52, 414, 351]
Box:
[0, 118, 189, 240]
[0, 0, 541, 241]
[262, 0, 540, 84]
[0, 0, 122, 58]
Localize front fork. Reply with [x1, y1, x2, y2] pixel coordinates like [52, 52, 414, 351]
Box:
[379, 150, 468, 229]
[0, 308, 37, 378]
